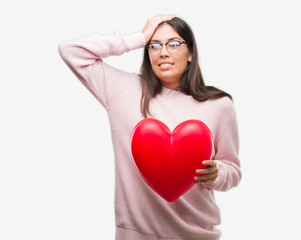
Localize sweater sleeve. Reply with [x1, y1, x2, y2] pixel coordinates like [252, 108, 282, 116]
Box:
[58, 31, 146, 107]
[204, 104, 242, 192]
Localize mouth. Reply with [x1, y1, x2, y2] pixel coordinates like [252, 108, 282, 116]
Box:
[158, 62, 174, 69]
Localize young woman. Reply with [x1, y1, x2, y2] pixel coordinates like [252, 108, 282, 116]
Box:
[59, 14, 241, 240]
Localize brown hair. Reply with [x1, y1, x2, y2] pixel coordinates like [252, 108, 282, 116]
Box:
[140, 17, 232, 118]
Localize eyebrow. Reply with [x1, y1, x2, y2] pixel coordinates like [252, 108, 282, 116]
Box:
[150, 37, 182, 43]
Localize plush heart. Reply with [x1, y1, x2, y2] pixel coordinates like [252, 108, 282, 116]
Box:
[130, 118, 213, 202]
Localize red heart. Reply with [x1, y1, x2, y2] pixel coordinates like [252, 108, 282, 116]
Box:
[130, 119, 213, 202]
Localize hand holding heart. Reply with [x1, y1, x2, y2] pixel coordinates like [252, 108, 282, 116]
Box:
[195, 160, 218, 183]
[131, 118, 215, 202]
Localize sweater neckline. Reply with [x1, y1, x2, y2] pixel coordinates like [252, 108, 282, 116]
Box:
[160, 86, 186, 97]
[161, 86, 179, 94]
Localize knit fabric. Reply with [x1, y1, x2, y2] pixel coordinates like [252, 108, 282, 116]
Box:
[58, 31, 241, 240]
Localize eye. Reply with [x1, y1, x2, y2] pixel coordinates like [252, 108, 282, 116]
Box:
[149, 43, 162, 50]
[167, 41, 181, 48]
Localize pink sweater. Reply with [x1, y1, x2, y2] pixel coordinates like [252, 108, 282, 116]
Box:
[58, 31, 241, 240]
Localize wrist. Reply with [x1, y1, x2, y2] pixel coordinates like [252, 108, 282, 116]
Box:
[126, 32, 146, 50]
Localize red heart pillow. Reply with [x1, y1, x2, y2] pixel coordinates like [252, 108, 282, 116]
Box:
[130, 119, 213, 202]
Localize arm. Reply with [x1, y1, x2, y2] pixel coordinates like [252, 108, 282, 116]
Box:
[58, 14, 175, 108]
[210, 114, 241, 191]
[58, 31, 145, 67]
[195, 105, 242, 191]
[59, 13, 176, 70]
[58, 31, 145, 107]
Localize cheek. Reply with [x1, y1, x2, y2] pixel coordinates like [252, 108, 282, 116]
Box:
[176, 56, 189, 72]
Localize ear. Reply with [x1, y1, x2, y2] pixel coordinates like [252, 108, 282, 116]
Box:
[188, 52, 192, 63]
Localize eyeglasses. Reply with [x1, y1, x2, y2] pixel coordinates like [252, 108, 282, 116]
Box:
[146, 40, 190, 55]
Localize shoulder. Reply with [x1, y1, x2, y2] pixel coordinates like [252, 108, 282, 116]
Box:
[207, 96, 236, 119]
[206, 97, 239, 144]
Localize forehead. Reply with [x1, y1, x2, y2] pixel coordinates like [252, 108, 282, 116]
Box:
[150, 24, 183, 42]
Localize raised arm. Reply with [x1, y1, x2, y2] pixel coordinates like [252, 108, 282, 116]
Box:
[58, 15, 176, 107]
[58, 31, 145, 69]
[58, 31, 145, 107]
[59, 14, 176, 70]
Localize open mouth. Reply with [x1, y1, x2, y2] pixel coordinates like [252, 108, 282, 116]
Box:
[158, 63, 174, 69]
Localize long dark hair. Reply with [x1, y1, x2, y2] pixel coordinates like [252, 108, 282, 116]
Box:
[140, 17, 232, 118]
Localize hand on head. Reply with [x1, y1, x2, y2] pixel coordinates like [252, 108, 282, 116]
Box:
[142, 14, 176, 43]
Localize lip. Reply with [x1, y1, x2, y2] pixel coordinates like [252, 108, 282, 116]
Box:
[158, 61, 174, 69]
[158, 61, 174, 66]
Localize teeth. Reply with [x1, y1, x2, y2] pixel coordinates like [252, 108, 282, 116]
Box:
[160, 63, 172, 68]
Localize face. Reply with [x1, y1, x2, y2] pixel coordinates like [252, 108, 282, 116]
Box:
[148, 24, 192, 89]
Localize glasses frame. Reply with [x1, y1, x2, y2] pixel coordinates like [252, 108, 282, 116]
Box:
[146, 40, 190, 55]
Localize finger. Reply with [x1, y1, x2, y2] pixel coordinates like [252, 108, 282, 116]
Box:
[154, 14, 176, 21]
[194, 172, 218, 181]
[202, 160, 216, 168]
[142, 15, 175, 43]
[194, 173, 218, 183]
[196, 167, 218, 175]
[194, 177, 217, 184]
[148, 14, 176, 27]
[149, 15, 176, 30]
[196, 161, 218, 175]
[142, 14, 176, 43]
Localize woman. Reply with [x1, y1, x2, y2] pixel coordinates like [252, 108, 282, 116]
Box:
[59, 14, 241, 240]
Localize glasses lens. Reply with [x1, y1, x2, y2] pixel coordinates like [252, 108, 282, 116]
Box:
[147, 41, 184, 55]
[167, 41, 181, 53]
[148, 43, 162, 54]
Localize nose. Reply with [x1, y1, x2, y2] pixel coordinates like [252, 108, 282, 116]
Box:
[160, 44, 169, 57]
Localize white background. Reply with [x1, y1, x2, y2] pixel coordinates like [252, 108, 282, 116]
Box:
[1, 0, 300, 239]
